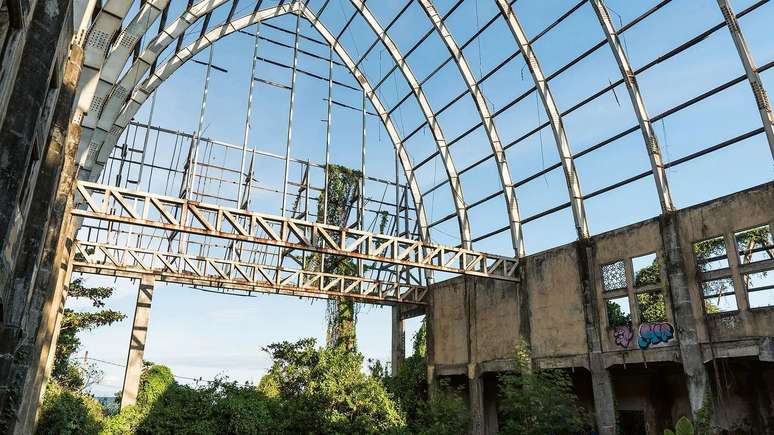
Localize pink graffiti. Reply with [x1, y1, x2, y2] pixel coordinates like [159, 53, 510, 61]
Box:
[638, 322, 674, 349]
[613, 325, 633, 348]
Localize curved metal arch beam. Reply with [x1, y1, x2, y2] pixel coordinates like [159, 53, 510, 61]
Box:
[590, 0, 675, 213]
[88, 3, 433, 243]
[716, 0, 774, 160]
[494, 0, 589, 239]
[80, 0, 237, 170]
[74, 0, 139, 159]
[349, 0, 471, 250]
[417, 0, 524, 256]
[88, 0, 170, 131]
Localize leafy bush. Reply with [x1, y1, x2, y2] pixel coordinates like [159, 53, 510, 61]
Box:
[665, 416, 694, 435]
[413, 381, 469, 435]
[498, 342, 585, 435]
[258, 338, 405, 434]
[36, 381, 103, 435]
[102, 364, 175, 434]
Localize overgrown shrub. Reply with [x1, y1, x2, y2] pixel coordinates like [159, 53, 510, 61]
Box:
[36, 381, 103, 435]
[258, 338, 405, 434]
[498, 342, 586, 435]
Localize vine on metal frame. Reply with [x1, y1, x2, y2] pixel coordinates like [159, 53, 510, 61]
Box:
[306, 164, 362, 351]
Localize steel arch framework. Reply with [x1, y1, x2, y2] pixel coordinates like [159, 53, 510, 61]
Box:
[72, 0, 774, 257]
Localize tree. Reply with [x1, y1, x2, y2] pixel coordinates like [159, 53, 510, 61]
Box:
[606, 300, 631, 327]
[634, 258, 660, 288]
[374, 322, 470, 434]
[258, 338, 405, 433]
[498, 342, 585, 435]
[52, 278, 126, 391]
[637, 292, 667, 323]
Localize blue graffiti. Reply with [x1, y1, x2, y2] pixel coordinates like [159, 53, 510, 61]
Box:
[638, 322, 674, 349]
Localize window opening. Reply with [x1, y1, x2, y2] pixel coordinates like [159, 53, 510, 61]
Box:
[694, 236, 729, 272]
[602, 260, 627, 291]
[632, 252, 659, 288]
[735, 225, 774, 265]
[745, 270, 774, 309]
[701, 278, 737, 313]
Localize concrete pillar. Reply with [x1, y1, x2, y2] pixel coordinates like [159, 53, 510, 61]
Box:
[121, 275, 155, 409]
[468, 373, 485, 435]
[589, 354, 616, 435]
[659, 213, 710, 419]
[7, 41, 84, 433]
[576, 241, 617, 435]
[391, 306, 405, 375]
[0, 0, 73, 299]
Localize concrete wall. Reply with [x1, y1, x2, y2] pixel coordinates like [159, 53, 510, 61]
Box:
[0, 0, 86, 431]
[428, 181, 774, 434]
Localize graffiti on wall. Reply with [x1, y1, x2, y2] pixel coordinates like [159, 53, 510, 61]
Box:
[638, 322, 674, 349]
[613, 325, 633, 348]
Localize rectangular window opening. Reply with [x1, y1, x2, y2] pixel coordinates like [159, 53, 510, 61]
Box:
[632, 252, 660, 288]
[745, 269, 774, 309]
[602, 260, 627, 291]
[694, 236, 729, 272]
[606, 296, 632, 327]
[637, 291, 667, 323]
[735, 225, 774, 265]
[701, 278, 738, 313]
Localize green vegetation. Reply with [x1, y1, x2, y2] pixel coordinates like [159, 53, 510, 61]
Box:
[38, 323, 472, 434]
[634, 258, 661, 288]
[314, 164, 363, 352]
[37, 381, 104, 435]
[664, 416, 694, 435]
[637, 291, 667, 323]
[498, 342, 586, 435]
[53, 278, 126, 391]
[606, 299, 632, 327]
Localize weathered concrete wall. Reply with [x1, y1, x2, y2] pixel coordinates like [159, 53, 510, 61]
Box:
[523, 244, 587, 362]
[429, 181, 774, 434]
[0, 0, 83, 429]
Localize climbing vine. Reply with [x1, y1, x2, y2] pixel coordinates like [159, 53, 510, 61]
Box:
[306, 165, 363, 351]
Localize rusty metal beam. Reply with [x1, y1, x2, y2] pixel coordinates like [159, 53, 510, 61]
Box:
[716, 0, 774, 159]
[72, 240, 427, 304]
[71, 181, 520, 280]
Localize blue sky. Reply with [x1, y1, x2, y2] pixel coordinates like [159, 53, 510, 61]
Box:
[76, 0, 773, 396]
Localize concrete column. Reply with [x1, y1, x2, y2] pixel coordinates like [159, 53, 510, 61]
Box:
[0, 0, 73, 298]
[468, 373, 485, 435]
[659, 213, 710, 419]
[121, 275, 155, 409]
[8, 43, 84, 433]
[391, 306, 405, 375]
[576, 241, 617, 435]
[589, 354, 616, 435]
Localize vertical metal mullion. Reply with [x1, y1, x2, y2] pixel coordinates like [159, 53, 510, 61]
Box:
[320, 35, 334, 274]
[239, 23, 262, 205]
[395, 146, 400, 286]
[281, 11, 302, 217]
[136, 92, 156, 190]
[358, 88, 366, 280]
[189, 44, 215, 201]
[323, 43, 333, 223]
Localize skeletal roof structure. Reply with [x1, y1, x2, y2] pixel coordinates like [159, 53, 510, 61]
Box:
[73, 0, 774, 258]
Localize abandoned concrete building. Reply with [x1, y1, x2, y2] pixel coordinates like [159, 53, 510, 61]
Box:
[0, 0, 773, 433]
